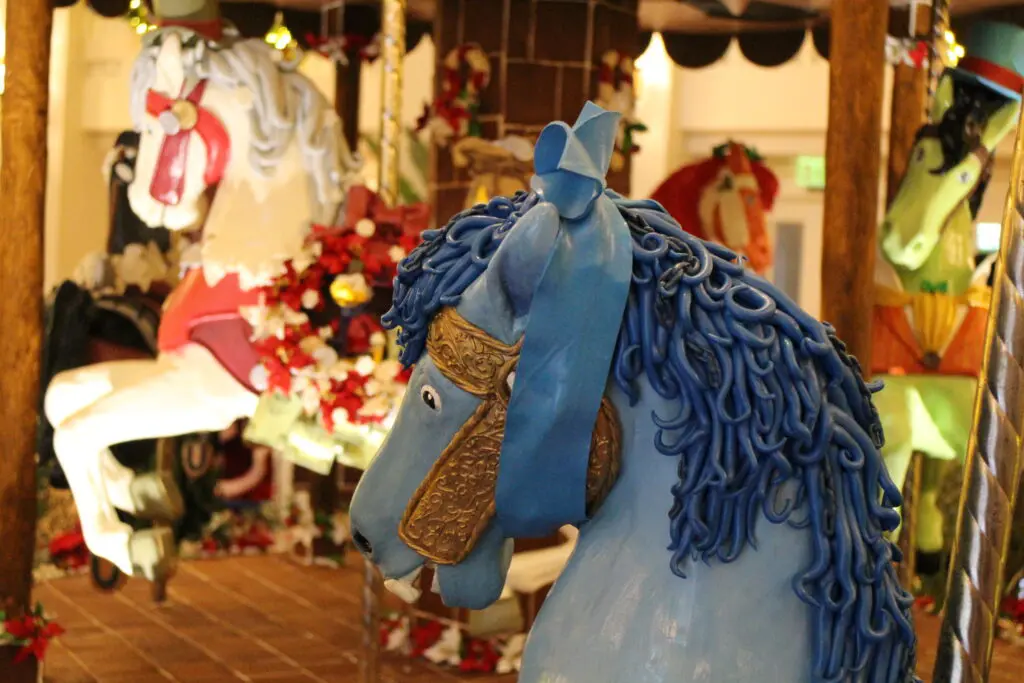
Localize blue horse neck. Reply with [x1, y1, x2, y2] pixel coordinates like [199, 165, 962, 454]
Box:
[519, 382, 818, 683]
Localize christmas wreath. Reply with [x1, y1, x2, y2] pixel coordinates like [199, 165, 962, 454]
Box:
[0, 603, 64, 663]
[247, 186, 429, 433]
[417, 43, 492, 144]
[596, 49, 647, 165]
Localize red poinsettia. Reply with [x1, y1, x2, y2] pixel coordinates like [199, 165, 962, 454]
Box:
[1, 604, 65, 663]
[409, 620, 445, 657]
[460, 638, 501, 672]
[49, 527, 89, 569]
[251, 186, 427, 433]
[1001, 595, 1024, 623]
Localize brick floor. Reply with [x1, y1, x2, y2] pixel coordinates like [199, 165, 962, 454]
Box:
[39, 555, 509, 683]
[36, 554, 1024, 682]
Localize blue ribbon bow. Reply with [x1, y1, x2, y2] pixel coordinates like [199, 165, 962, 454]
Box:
[495, 102, 633, 537]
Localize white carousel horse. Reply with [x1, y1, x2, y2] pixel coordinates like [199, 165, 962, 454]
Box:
[44, 26, 360, 577]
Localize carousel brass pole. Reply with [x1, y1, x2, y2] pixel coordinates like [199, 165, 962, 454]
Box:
[377, 0, 405, 206]
[820, 0, 889, 368]
[933, 95, 1024, 683]
[0, 0, 52, 680]
[898, 452, 925, 589]
[360, 3, 405, 682]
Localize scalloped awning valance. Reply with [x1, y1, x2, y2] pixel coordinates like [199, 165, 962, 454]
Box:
[67, 0, 1024, 69]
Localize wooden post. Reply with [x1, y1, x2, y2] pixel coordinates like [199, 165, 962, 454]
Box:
[820, 0, 889, 368]
[336, 61, 362, 153]
[0, 0, 52, 680]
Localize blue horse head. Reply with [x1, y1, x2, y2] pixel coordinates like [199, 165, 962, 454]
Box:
[350, 103, 917, 683]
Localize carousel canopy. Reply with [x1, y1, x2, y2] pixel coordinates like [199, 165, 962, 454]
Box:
[67, 0, 1024, 67]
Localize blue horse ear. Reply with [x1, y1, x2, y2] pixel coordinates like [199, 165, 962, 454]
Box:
[494, 202, 561, 322]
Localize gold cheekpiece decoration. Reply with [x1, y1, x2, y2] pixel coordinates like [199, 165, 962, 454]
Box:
[398, 307, 622, 565]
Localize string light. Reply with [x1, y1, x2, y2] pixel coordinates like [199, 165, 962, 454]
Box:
[942, 29, 965, 66]
[127, 0, 157, 35]
[265, 12, 297, 52]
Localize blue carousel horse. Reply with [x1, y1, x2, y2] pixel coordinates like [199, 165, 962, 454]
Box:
[349, 103, 917, 683]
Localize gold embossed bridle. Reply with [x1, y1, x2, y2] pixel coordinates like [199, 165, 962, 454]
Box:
[397, 306, 623, 565]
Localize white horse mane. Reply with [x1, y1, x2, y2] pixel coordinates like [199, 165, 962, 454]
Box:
[129, 28, 362, 226]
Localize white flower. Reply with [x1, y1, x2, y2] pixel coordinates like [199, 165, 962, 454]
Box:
[497, 634, 526, 674]
[364, 379, 381, 397]
[331, 407, 351, 426]
[291, 249, 315, 274]
[319, 326, 335, 339]
[373, 360, 402, 382]
[387, 246, 407, 263]
[423, 624, 463, 666]
[299, 336, 325, 355]
[301, 288, 321, 309]
[370, 331, 387, 349]
[301, 385, 321, 416]
[312, 345, 339, 368]
[383, 618, 410, 653]
[282, 306, 311, 327]
[291, 375, 311, 395]
[248, 365, 269, 392]
[355, 218, 376, 238]
[354, 355, 377, 377]
[358, 395, 391, 418]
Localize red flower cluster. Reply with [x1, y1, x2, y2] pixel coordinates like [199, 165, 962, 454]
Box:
[1001, 595, 1024, 624]
[416, 44, 490, 139]
[1, 606, 65, 663]
[377, 615, 510, 674]
[459, 638, 501, 672]
[253, 185, 429, 432]
[303, 32, 378, 63]
[48, 527, 89, 570]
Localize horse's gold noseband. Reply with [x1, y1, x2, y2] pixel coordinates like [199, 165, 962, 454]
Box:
[398, 307, 622, 565]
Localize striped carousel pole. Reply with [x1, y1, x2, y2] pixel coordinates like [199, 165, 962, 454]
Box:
[933, 96, 1024, 682]
[360, 2, 406, 682]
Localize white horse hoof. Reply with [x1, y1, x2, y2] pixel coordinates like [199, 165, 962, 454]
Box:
[129, 527, 178, 583]
[129, 470, 185, 521]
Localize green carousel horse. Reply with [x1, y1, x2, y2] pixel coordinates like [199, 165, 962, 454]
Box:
[873, 20, 1024, 598]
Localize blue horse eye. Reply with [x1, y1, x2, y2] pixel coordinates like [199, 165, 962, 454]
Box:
[421, 386, 442, 412]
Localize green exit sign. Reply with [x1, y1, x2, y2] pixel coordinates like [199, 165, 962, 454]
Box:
[795, 155, 826, 190]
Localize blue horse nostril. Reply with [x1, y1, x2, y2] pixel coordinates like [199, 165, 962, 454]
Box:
[352, 529, 373, 556]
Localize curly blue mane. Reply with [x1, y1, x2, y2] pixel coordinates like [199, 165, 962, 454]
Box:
[384, 191, 917, 683]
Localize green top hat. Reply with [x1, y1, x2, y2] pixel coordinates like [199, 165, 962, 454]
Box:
[152, 0, 222, 40]
[949, 20, 1024, 101]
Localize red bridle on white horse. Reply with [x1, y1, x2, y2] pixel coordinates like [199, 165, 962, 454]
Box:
[145, 80, 230, 206]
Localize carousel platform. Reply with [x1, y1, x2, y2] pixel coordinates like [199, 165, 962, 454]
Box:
[38, 553, 1022, 683]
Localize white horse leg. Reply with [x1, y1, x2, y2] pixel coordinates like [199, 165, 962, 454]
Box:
[47, 357, 168, 571]
[49, 344, 259, 573]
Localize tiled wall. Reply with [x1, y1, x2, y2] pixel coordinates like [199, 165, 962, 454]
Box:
[430, 0, 639, 227]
